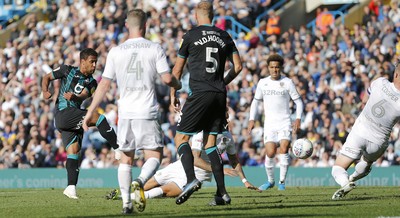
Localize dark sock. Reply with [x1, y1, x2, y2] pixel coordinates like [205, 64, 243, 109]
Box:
[96, 115, 118, 149]
[66, 157, 80, 186]
[206, 146, 227, 196]
[177, 142, 196, 182]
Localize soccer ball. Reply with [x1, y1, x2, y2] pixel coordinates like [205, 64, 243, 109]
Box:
[292, 138, 313, 159]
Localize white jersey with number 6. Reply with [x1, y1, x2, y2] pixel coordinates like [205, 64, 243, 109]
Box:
[352, 77, 400, 145]
[102, 37, 170, 119]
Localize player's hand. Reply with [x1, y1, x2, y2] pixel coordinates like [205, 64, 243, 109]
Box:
[247, 120, 255, 134]
[223, 168, 238, 177]
[82, 111, 92, 131]
[244, 182, 262, 192]
[42, 91, 52, 99]
[292, 119, 300, 134]
[171, 97, 181, 113]
[64, 92, 76, 101]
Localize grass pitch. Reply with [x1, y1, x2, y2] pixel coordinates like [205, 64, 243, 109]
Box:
[0, 186, 399, 217]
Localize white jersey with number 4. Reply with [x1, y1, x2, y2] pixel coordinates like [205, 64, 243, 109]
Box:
[254, 76, 300, 128]
[102, 37, 170, 119]
[352, 77, 400, 145]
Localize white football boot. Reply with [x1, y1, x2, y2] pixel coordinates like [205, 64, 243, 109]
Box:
[63, 185, 78, 199]
[332, 182, 356, 200]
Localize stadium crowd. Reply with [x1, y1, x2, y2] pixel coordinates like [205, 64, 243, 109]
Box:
[1, 0, 400, 170]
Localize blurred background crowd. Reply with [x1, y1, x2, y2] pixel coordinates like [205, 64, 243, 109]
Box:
[1, 0, 400, 170]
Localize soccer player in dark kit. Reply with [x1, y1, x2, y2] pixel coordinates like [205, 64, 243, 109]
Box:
[170, 1, 243, 205]
[41, 48, 118, 199]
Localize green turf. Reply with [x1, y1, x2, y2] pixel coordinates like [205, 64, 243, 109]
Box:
[0, 186, 399, 217]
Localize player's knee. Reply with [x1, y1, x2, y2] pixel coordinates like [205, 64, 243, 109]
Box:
[90, 111, 102, 126]
[265, 150, 276, 158]
[174, 134, 189, 147]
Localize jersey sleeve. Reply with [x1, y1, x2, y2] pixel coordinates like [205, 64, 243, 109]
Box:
[102, 48, 116, 80]
[368, 77, 383, 95]
[288, 79, 300, 101]
[52, 65, 68, 79]
[155, 44, 170, 74]
[253, 81, 263, 101]
[177, 32, 190, 59]
[226, 35, 239, 56]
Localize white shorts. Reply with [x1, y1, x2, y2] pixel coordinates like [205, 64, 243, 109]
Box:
[117, 119, 162, 152]
[339, 131, 388, 161]
[154, 161, 211, 190]
[263, 124, 291, 143]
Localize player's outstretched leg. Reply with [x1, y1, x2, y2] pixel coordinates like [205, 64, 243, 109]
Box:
[176, 179, 202, 205]
[332, 182, 356, 200]
[132, 179, 146, 212]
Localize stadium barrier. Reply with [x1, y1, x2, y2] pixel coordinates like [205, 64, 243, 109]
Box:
[1, 167, 400, 188]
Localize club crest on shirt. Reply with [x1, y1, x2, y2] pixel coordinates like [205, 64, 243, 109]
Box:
[280, 82, 284, 87]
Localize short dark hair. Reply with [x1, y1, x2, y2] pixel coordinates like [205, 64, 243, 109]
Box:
[267, 54, 284, 67]
[80, 48, 98, 60]
[196, 1, 214, 21]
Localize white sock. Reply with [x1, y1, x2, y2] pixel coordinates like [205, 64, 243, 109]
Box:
[350, 158, 371, 182]
[118, 163, 132, 207]
[144, 187, 164, 199]
[279, 153, 289, 183]
[138, 157, 160, 184]
[264, 155, 275, 183]
[332, 165, 349, 187]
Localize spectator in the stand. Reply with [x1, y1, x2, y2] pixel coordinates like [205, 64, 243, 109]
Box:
[362, 6, 373, 27]
[265, 10, 280, 36]
[369, 0, 382, 16]
[316, 8, 334, 36]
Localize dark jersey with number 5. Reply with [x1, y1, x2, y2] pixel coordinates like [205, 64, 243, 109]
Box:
[52, 65, 97, 111]
[178, 25, 238, 94]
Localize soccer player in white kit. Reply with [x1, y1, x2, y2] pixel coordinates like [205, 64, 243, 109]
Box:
[248, 54, 304, 191]
[83, 9, 181, 214]
[331, 68, 400, 200]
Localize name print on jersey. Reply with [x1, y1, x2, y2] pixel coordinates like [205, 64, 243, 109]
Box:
[381, 85, 399, 102]
[194, 34, 226, 48]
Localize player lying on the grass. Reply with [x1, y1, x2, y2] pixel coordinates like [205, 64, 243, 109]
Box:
[331, 66, 400, 200]
[106, 130, 259, 205]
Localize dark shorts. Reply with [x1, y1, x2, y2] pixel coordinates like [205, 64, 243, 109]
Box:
[55, 107, 86, 148]
[176, 92, 226, 135]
